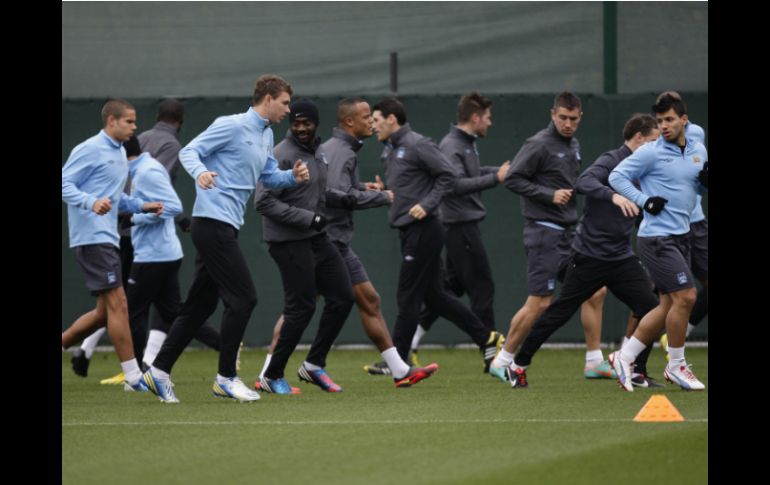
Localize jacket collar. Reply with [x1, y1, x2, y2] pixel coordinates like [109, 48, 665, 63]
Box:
[389, 123, 412, 147]
[450, 124, 477, 143]
[248, 107, 270, 129]
[332, 127, 364, 153]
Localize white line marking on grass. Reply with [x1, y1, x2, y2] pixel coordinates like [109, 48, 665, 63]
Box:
[62, 417, 708, 427]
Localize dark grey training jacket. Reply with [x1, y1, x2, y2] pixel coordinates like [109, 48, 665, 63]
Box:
[256, 131, 345, 243]
[504, 122, 582, 227]
[321, 127, 390, 244]
[573, 144, 637, 261]
[438, 125, 499, 224]
[380, 124, 456, 228]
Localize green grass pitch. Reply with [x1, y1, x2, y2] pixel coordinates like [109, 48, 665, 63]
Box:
[62, 347, 707, 484]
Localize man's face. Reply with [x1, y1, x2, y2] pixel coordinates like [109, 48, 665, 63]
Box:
[350, 102, 373, 139]
[372, 110, 395, 142]
[109, 109, 137, 142]
[655, 108, 688, 143]
[266, 91, 292, 124]
[471, 108, 492, 137]
[291, 116, 317, 145]
[550, 106, 582, 138]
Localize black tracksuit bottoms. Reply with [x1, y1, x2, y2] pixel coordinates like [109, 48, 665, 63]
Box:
[126, 259, 220, 364]
[392, 217, 490, 360]
[153, 217, 256, 378]
[418, 220, 496, 332]
[515, 253, 659, 367]
[264, 234, 355, 379]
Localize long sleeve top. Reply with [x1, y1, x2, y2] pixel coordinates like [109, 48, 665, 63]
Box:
[62, 130, 145, 248]
[609, 136, 708, 237]
[128, 153, 184, 262]
[504, 122, 581, 227]
[179, 107, 297, 230]
[321, 127, 390, 243]
[381, 124, 456, 228]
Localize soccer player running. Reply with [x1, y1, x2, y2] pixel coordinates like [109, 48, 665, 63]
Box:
[608, 93, 707, 391]
[142, 75, 310, 403]
[490, 92, 612, 380]
[656, 91, 709, 356]
[62, 99, 163, 393]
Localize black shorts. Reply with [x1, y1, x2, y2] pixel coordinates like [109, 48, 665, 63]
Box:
[522, 221, 574, 296]
[332, 241, 370, 286]
[638, 235, 694, 294]
[72, 243, 122, 295]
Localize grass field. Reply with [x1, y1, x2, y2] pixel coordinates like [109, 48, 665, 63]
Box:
[62, 347, 707, 484]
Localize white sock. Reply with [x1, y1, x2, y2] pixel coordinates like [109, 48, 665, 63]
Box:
[259, 353, 273, 379]
[121, 359, 143, 385]
[585, 349, 604, 365]
[686, 323, 695, 337]
[620, 337, 647, 363]
[81, 327, 107, 359]
[303, 361, 322, 372]
[216, 374, 233, 384]
[622, 336, 629, 347]
[668, 346, 685, 366]
[142, 330, 167, 368]
[150, 366, 170, 381]
[492, 349, 514, 368]
[382, 347, 410, 379]
[410, 324, 427, 351]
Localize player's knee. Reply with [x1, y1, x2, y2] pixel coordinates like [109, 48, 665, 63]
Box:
[674, 288, 697, 308]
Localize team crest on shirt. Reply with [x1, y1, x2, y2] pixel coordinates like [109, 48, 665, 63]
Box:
[465, 148, 472, 154]
[693, 156, 702, 164]
[556, 153, 565, 158]
[396, 148, 406, 159]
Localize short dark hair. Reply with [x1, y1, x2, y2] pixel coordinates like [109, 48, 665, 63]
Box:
[623, 113, 658, 141]
[656, 90, 682, 103]
[457, 92, 492, 123]
[652, 92, 687, 117]
[123, 134, 142, 158]
[101, 99, 134, 125]
[157, 98, 184, 123]
[372, 97, 407, 125]
[253, 74, 293, 104]
[337, 97, 367, 124]
[552, 92, 582, 111]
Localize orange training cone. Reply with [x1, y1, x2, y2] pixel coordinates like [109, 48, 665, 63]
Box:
[633, 394, 685, 422]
